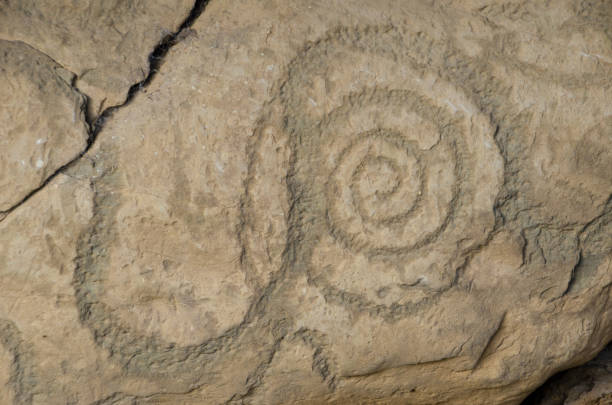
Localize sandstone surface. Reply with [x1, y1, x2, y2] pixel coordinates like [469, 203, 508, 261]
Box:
[0, 40, 88, 212]
[0, 0, 194, 118]
[0, 1, 611, 404]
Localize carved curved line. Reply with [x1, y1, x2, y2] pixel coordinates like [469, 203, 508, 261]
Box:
[276, 25, 490, 315]
[0, 319, 36, 405]
[72, 122, 284, 379]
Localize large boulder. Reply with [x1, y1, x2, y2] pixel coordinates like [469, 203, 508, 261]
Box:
[0, 1, 610, 404]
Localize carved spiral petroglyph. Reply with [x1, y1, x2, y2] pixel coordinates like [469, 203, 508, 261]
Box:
[73, 24, 502, 383]
[323, 90, 460, 255]
[272, 25, 503, 310]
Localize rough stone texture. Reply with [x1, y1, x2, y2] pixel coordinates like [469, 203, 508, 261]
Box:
[0, 0, 611, 404]
[0, 0, 194, 118]
[523, 345, 612, 405]
[0, 40, 88, 212]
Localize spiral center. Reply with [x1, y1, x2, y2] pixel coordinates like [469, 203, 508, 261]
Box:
[354, 155, 402, 199]
[338, 133, 423, 226]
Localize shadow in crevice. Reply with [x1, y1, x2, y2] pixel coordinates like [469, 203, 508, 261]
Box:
[521, 343, 612, 405]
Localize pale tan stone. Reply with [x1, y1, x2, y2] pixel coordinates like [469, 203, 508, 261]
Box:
[0, 321, 17, 405]
[0, 0, 611, 404]
[249, 336, 335, 405]
[0, 40, 88, 212]
[0, 0, 195, 118]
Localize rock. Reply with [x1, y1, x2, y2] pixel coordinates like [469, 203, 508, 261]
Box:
[0, 319, 36, 405]
[0, 40, 88, 212]
[523, 345, 612, 405]
[0, 0, 610, 404]
[0, 168, 179, 404]
[0, 0, 195, 118]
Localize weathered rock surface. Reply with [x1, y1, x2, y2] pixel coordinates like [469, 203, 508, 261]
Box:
[0, 0, 195, 118]
[0, 1, 611, 404]
[523, 345, 612, 405]
[0, 40, 88, 212]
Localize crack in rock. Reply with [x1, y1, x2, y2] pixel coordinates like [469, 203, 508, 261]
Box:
[0, 0, 210, 221]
